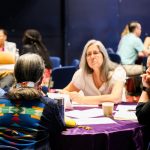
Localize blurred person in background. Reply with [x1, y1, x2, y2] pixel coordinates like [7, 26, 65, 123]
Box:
[20, 29, 52, 87]
[0, 28, 18, 90]
[117, 21, 150, 65]
[0, 28, 18, 58]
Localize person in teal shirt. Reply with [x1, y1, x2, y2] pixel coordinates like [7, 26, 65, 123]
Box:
[117, 21, 150, 65]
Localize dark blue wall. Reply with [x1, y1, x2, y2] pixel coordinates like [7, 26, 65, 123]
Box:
[0, 0, 63, 57]
[64, 0, 150, 64]
[1, 0, 150, 65]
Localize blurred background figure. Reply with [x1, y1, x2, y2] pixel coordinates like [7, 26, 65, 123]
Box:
[117, 21, 150, 65]
[0, 28, 18, 59]
[0, 28, 18, 90]
[20, 29, 52, 87]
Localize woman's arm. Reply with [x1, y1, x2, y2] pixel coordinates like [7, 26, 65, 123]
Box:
[59, 82, 80, 95]
[63, 82, 80, 92]
[136, 73, 150, 125]
[138, 90, 149, 103]
[69, 80, 124, 105]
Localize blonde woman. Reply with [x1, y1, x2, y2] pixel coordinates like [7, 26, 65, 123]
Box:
[61, 39, 126, 104]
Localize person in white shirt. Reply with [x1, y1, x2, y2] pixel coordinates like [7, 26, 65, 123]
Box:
[60, 39, 126, 105]
[0, 28, 18, 90]
[0, 28, 18, 59]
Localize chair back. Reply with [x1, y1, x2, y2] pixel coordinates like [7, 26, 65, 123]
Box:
[71, 59, 80, 69]
[108, 53, 121, 64]
[51, 66, 76, 89]
[49, 56, 61, 68]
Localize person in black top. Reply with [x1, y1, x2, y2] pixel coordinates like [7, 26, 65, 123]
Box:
[136, 55, 150, 150]
[20, 29, 52, 87]
[136, 55, 150, 125]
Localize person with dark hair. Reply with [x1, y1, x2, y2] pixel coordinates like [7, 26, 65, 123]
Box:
[0, 53, 65, 149]
[20, 29, 52, 87]
[136, 54, 150, 125]
[136, 54, 150, 150]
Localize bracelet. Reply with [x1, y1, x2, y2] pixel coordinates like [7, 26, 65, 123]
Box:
[142, 86, 150, 93]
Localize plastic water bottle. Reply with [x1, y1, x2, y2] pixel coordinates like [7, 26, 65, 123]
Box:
[54, 97, 64, 120]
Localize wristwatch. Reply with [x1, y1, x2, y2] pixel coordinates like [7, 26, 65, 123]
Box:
[142, 86, 150, 93]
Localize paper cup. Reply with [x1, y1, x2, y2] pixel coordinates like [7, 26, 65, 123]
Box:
[102, 102, 114, 117]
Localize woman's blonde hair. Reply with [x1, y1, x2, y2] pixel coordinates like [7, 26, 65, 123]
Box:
[121, 25, 129, 37]
[121, 21, 140, 37]
[79, 39, 111, 82]
[8, 53, 45, 100]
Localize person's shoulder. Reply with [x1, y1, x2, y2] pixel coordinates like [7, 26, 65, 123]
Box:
[76, 68, 82, 73]
[0, 96, 11, 105]
[73, 68, 84, 78]
[115, 65, 125, 71]
[41, 96, 57, 106]
[129, 33, 142, 42]
[5, 41, 16, 46]
[112, 65, 126, 80]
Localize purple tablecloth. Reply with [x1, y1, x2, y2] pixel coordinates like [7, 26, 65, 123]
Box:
[51, 104, 149, 150]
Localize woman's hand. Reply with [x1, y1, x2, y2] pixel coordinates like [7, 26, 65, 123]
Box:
[141, 73, 150, 88]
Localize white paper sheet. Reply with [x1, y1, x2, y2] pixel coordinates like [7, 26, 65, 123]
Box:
[72, 102, 99, 107]
[0, 64, 14, 70]
[116, 104, 137, 111]
[74, 117, 116, 125]
[65, 108, 104, 118]
[114, 111, 137, 120]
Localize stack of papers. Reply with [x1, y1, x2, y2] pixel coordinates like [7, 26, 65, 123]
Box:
[116, 104, 137, 111]
[65, 108, 116, 125]
[114, 104, 137, 120]
[74, 117, 116, 125]
[72, 101, 99, 107]
[114, 111, 137, 120]
[65, 108, 103, 118]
